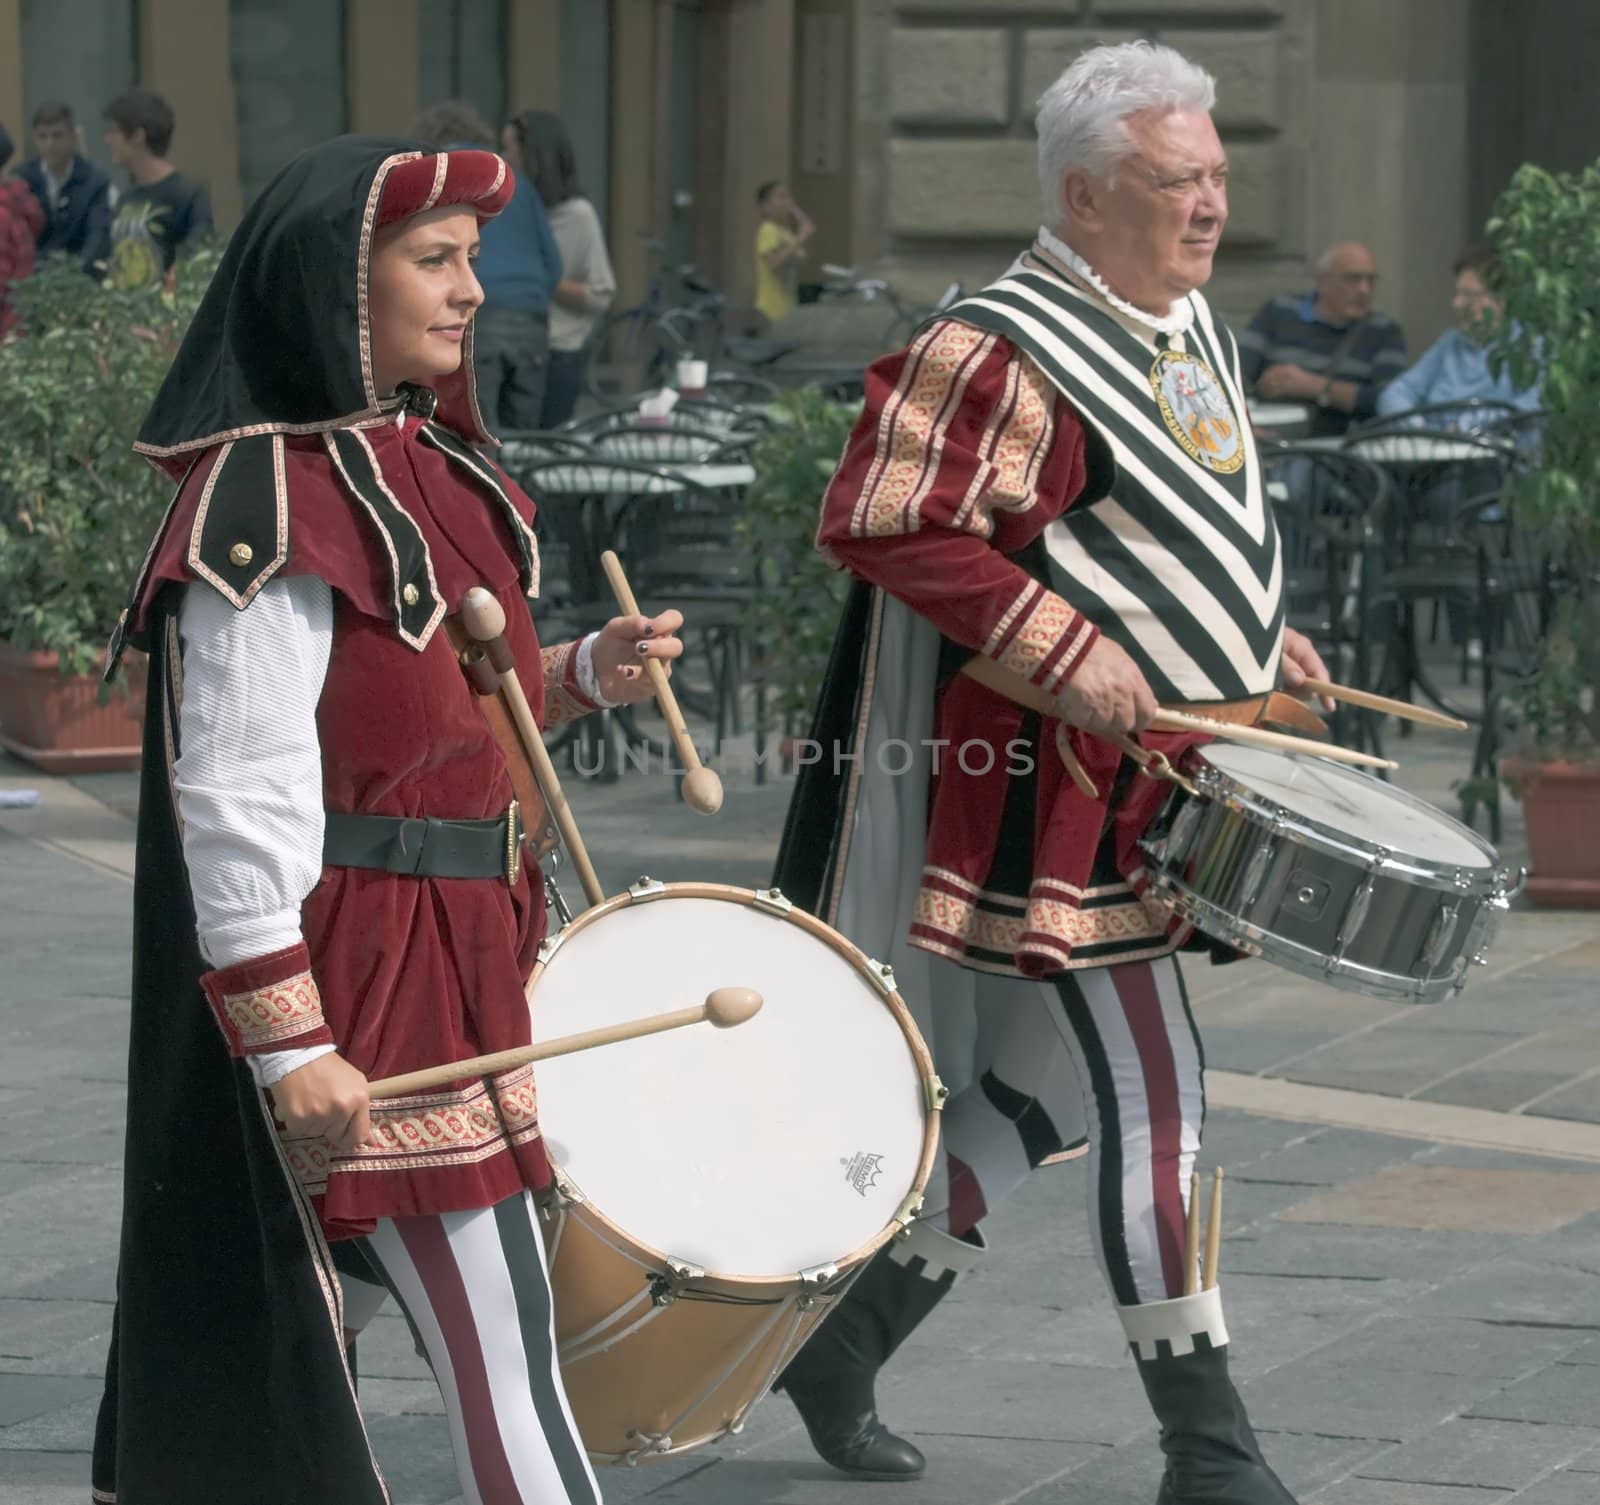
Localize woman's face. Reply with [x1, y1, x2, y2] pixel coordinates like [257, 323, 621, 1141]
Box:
[499, 123, 524, 175]
[368, 205, 484, 394]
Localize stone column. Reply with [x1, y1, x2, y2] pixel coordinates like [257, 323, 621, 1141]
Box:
[0, 0, 22, 156]
[140, 0, 242, 229]
[1311, 0, 1471, 347]
[347, 0, 421, 138]
[508, 0, 563, 114]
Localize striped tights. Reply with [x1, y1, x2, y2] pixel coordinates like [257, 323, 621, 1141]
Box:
[923, 953, 1205, 1307]
[336, 1191, 601, 1505]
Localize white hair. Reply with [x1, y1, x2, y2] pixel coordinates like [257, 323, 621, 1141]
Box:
[1036, 41, 1217, 221]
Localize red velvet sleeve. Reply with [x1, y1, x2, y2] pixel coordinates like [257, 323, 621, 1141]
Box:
[816, 319, 1100, 692]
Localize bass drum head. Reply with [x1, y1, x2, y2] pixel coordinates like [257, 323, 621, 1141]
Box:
[530, 888, 928, 1280]
[1199, 744, 1497, 872]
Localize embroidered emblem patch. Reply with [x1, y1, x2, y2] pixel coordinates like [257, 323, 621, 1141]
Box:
[1149, 349, 1244, 474]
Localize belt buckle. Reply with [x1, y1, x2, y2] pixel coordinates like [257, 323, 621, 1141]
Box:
[505, 799, 522, 887]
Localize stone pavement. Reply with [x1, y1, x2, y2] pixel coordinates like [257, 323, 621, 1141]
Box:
[2, 690, 1597, 1504]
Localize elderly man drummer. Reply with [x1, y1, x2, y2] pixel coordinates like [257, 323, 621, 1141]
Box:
[771, 41, 1322, 1504]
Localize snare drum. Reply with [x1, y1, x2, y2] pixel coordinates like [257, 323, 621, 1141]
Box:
[527, 880, 941, 1463]
[1141, 744, 1516, 1002]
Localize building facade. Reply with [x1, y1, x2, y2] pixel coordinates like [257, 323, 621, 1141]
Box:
[2, 0, 1596, 346]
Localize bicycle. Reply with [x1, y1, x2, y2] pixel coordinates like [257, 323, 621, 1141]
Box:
[586, 235, 727, 398]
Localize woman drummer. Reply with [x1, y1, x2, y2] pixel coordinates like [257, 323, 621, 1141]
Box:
[92, 134, 681, 1505]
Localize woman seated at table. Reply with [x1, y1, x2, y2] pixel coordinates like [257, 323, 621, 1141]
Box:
[1376, 243, 1541, 428]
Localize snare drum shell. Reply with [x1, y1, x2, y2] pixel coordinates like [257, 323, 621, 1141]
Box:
[1143, 764, 1508, 1002]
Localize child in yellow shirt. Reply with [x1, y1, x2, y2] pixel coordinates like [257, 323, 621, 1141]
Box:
[754, 179, 814, 325]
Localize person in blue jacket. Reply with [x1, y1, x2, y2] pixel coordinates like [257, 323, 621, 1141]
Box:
[14, 101, 112, 274]
[1377, 243, 1542, 426]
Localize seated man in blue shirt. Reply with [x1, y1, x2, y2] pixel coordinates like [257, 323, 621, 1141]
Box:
[413, 101, 563, 433]
[1376, 243, 1541, 426]
[1238, 242, 1408, 435]
[16, 100, 112, 274]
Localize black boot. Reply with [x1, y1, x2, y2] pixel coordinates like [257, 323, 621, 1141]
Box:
[774, 1222, 985, 1481]
[1119, 1288, 1297, 1504]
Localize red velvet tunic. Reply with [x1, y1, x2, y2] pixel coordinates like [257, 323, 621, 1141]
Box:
[133, 414, 598, 1237]
[818, 318, 1205, 976]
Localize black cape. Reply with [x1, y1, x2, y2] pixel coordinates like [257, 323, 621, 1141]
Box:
[93, 134, 499, 1505]
[93, 603, 389, 1504]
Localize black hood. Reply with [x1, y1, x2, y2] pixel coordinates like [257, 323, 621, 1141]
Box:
[135, 134, 492, 473]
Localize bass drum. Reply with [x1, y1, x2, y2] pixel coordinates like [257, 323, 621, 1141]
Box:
[528, 880, 942, 1463]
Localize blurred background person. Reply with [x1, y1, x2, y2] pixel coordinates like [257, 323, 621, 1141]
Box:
[102, 88, 212, 289]
[15, 101, 110, 275]
[1238, 241, 1407, 435]
[1377, 242, 1542, 423]
[503, 109, 615, 429]
[753, 178, 813, 326]
[0, 122, 44, 335]
[414, 100, 562, 433]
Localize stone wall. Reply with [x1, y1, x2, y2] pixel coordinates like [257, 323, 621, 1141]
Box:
[854, 0, 1317, 328]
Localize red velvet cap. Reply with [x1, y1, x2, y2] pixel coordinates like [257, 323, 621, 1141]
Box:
[376, 149, 513, 229]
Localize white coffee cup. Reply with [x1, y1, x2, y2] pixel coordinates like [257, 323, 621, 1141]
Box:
[676, 359, 709, 395]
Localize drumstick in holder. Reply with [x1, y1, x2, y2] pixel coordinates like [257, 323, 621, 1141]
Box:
[1202, 1167, 1225, 1292]
[599, 549, 724, 815]
[460, 588, 606, 908]
[367, 987, 764, 1099]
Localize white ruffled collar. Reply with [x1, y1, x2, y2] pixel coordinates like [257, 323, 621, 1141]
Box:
[1035, 226, 1196, 337]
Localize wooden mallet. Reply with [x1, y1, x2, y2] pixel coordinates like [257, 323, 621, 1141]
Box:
[367, 986, 763, 1099]
[599, 549, 724, 815]
[460, 587, 606, 908]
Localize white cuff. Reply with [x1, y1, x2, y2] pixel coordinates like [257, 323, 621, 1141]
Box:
[575, 631, 620, 708]
[1118, 1287, 1230, 1360]
[248, 1043, 338, 1089]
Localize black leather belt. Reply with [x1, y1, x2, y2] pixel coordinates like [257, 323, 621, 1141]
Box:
[323, 802, 522, 884]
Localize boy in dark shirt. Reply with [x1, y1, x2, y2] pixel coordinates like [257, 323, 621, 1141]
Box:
[102, 89, 212, 289]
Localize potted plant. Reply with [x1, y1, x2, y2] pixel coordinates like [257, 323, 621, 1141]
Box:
[0, 248, 218, 773]
[736, 388, 860, 771]
[1488, 158, 1600, 905]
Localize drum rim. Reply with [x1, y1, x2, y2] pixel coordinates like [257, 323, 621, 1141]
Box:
[1189, 746, 1510, 890]
[1147, 871, 1498, 1002]
[526, 879, 943, 1293]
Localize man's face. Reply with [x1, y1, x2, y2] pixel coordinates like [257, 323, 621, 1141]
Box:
[33, 121, 76, 173]
[1315, 248, 1379, 324]
[1068, 109, 1228, 309]
[104, 123, 136, 167]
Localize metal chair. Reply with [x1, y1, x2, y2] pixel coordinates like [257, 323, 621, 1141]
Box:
[589, 423, 729, 464]
[1457, 491, 1557, 841]
[1341, 427, 1522, 720]
[1257, 442, 1391, 754]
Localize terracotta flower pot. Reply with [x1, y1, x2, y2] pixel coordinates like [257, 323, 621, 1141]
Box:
[0, 639, 147, 774]
[1502, 756, 1600, 909]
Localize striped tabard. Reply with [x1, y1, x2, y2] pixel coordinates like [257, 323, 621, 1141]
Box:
[946, 266, 1285, 706]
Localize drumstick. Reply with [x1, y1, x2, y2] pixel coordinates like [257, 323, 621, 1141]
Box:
[1202, 1167, 1225, 1291]
[1298, 678, 1469, 732]
[599, 550, 724, 814]
[1184, 1172, 1201, 1297]
[367, 986, 763, 1099]
[459, 588, 606, 908]
[960, 659, 1397, 772]
[1150, 709, 1397, 771]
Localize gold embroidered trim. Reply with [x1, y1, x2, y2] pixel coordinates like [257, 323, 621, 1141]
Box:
[283, 1063, 540, 1196]
[222, 970, 326, 1050]
[852, 321, 997, 539]
[992, 588, 1080, 687]
[913, 880, 1170, 958]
